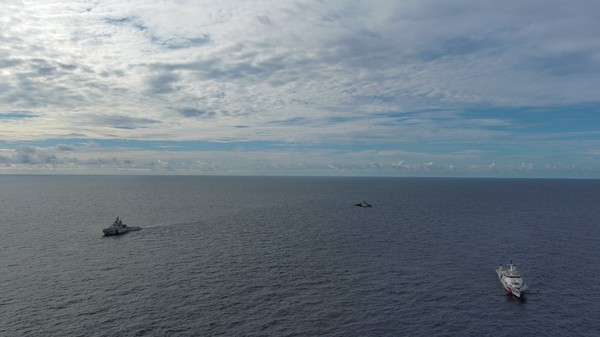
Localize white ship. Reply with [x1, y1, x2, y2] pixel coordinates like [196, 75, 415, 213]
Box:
[102, 217, 142, 236]
[496, 262, 526, 298]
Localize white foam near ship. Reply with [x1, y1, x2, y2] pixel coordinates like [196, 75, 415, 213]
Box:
[496, 262, 526, 297]
[102, 217, 142, 236]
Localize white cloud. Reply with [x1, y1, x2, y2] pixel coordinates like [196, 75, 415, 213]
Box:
[1, 0, 600, 176]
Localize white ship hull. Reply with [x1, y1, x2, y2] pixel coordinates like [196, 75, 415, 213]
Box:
[496, 263, 526, 298]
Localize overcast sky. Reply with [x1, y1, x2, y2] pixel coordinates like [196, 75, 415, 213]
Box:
[1, 0, 600, 177]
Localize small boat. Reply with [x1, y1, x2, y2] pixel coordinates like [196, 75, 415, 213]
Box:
[496, 262, 526, 297]
[355, 201, 372, 207]
[102, 217, 142, 236]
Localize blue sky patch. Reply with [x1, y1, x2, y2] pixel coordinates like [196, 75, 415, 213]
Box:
[0, 112, 38, 119]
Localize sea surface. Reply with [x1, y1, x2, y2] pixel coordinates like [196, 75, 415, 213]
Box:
[1, 175, 599, 336]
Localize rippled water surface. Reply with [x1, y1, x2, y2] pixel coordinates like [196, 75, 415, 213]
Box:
[1, 176, 599, 336]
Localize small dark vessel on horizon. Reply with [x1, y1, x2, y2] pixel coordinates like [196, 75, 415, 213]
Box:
[355, 201, 372, 207]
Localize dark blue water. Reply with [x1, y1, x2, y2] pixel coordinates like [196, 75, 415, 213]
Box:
[1, 176, 599, 336]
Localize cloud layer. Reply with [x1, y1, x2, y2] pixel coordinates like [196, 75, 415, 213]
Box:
[1, 0, 600, 176]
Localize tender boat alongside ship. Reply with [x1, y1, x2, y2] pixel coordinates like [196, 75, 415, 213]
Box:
[102, 217, 142, 236]
[496, 262, 526, 298]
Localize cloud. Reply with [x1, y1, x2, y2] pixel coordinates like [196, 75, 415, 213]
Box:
[90, 115, 162, 130]
[83, 141, 102, 149]
[1, 1, 600, 177]
[178, 108, 215, 118]
[0, 138, 595, 176]
[146, 72, 180, 94]
[56, 144, 77, 151]
[13, 146, 58, 165]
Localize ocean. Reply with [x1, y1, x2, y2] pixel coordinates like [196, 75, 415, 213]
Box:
[1, 175, 599, 336]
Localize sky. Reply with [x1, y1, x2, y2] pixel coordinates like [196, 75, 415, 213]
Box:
[1, 0, 600, 177]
